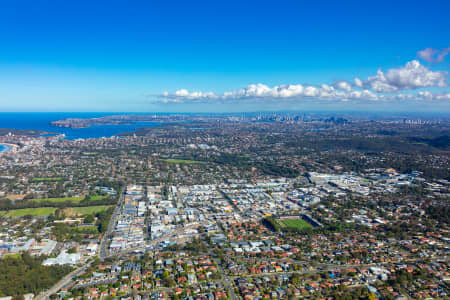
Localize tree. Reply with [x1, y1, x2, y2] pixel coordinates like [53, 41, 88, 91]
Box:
[84, 214, 95, 224]
[162, 270, 169, 279]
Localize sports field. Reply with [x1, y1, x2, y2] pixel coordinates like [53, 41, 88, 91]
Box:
[32, 177, 63, 182]
[164, 159, 206, 164]
[5, 207, 58, 217]
[86, 195, 110, 201]
[30, 196, 84, 203]
[30, 195, 108, 204]
[280, 218, 313, 230]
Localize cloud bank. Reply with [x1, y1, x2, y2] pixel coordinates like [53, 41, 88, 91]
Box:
[159, 59, 449, 104]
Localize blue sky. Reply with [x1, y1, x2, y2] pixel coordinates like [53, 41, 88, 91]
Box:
[0, 0, 449, 112]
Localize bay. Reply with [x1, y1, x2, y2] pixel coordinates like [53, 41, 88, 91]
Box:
[0, 144, 12, 153]
[0, 113, 165, 140]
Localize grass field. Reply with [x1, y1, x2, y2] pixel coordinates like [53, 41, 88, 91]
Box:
[61, 205, 113, 216]
[30, 196, 84, 204]
[164, 159, 207, 164]
[30, 195, 108, 204]
[280, 218, 313, 230]
[69, 226, 99, 234]
[3, 253, 22, 259]
[5, 207, 57, 217]
[32, 177, 63, 182]
[86, 195, 109, 201]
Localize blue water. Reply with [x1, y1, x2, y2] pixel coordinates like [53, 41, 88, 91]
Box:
[0, 113, 165, 139]
[0, 144, 12, 153]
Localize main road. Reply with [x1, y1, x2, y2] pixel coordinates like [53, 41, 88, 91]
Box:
[99, 185, 126, 260]
[201, 235, 237, 300]
[105, 222, 204, 258]
[35, 262, 92, 300]
[37, 185, 126, 299]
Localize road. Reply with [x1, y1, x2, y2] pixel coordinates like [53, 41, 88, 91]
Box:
[99, 186, 126, 260]
[210, 253, 237, 300]
[36, 186, 127, 299]
[100, 185, 198, 260]
[35, 262, 92, 300]
[226, 257, 449, 280]
[39, 235, 444, 300]
[106, 223, 204, 258]
[202, 235, 237, 300]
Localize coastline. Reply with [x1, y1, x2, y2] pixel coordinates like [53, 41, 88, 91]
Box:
[0, 143, 19, 153]
[0, 113, 167, 140]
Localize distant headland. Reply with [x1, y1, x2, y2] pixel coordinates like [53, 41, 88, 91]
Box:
[49, 114, 190, 129]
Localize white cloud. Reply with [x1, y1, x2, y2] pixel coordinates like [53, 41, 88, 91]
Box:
[361, 60, 448, 92]
[393, 92, 450, 101]
[417, 91, 450, 101]
[348, 89, 379, 101]
[159, 83, 450, 104]
[159, 59, 450, 104]
[223, 84, 310, 99]
[161, 89, 218, 102]
[303, 86, 318, 97]
[434, 93, 450, 101]
[334, 80, 352, 92]
[354, 78, 363, 88]
[394, 93, 414, 101]
[417, 47, 450, 63]
[159, 83, 380, 103]
[417, 91, 433, 100]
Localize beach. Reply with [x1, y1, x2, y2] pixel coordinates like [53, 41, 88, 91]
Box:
[0, 143, 19, 153]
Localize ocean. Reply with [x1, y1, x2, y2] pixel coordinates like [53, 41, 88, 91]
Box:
[0, 143, 13, 153]
[0, 113, 165, 140]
